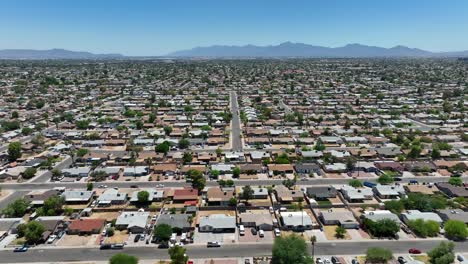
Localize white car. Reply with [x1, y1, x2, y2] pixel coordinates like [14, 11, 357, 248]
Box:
[46, 235, 57, 244]
[259, 230, 264, 237]
[274, 228, 281, 237]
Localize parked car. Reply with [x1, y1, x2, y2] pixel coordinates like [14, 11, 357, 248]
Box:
[351, 258, 359, 264]
[158, 242, 169, 249]
[111, 243, 125, 249]
[130, 185, 138, 188]
[408, 248, 421, 254]
[398, 256, 407, 264]
[100, 244, 112, 250]
[394, 177, 402, 181]
[331, 256, 341, 264]
[13, 246, 29, 252]
[251, 228, 257, 235]
[134, 234, 141, 242]
[274, 228, 281, 237]
[316, 258, 324, 264]
[46, 234, 57, 244]
[207, 241, 221, 248]
[259, 229, 265, 237]
[457, 255, 465, 262]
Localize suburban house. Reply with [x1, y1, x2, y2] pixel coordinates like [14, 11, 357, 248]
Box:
[274, 185, 304, 203]
[372, 184, 406, 199]
[173, 188, 199, 205]
[319, 210, 359, 229]
[250, 187, 270, 199]
[206, 187, 235, 206]
[198, 214, 236, 233]
[62, 190, 94, 204]
[130, 189, 164, 203]
[62, 167, 91, 178]
[437, 209, 468, 224]
[115, 211, 150, 233]
[401, 210, 443, 225]
[306, 186, 337, 200]
[156, 214, 192, 232]
[341, 186, 373, 203]
[239, 212, 274, 231]
[361, 210, 401, 223]
[280, 211, 314, 231]
[68, 218, 106, 235]
[436, 183, 468, 198]
[97, 189, 128, 206]
[295, 163, 322, 175]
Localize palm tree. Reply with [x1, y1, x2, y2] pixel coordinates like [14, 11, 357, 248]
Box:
[310, 235, 317, 260]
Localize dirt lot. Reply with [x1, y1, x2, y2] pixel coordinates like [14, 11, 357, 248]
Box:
[57, 234, 98, 246]
[323, 225, 352, 240]
[88, 212, 120, 220]
[105, 230, 128, 244]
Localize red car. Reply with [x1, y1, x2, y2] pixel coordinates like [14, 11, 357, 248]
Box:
[409, 248, 422, 254]
[187, 261, 194, 264]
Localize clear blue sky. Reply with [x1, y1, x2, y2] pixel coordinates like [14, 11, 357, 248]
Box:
[1, 0, 467, 56]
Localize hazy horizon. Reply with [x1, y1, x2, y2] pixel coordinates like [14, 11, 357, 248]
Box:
[1, 0, 468, 56]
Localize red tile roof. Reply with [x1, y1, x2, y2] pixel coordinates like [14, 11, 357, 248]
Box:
[69, 218, 105, 232]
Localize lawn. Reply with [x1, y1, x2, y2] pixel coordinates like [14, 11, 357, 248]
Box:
[412, 255, 430, 264]
[317, 200, 332, 206]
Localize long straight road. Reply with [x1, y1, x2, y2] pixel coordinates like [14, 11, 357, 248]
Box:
[0, 239, 466, 263]
[230, 91, 243, 151]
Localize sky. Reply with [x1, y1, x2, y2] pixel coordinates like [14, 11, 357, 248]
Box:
[0, 0, 467, 56]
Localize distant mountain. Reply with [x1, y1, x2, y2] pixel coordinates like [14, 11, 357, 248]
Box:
[0, 49, 124, 59]
[168, 42, 468, 58]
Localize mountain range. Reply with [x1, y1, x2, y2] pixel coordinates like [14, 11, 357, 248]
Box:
[1, 43, 468, 59]
[0, 48, 123, 59]
[167, 42, 468, 58]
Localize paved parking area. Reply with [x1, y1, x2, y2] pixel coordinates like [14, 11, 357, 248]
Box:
[239, 229, 274, 243]
[194, 230, 238, 244]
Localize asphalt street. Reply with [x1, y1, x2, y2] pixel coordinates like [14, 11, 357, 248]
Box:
[0, 239, 467, 263]
[230, 91, 243, 151]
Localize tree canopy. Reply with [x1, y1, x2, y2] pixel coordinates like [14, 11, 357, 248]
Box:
[109, 253, 139, 264]
[153, 224, 172, 242]
[272, 234, 313, 264]
[366, 247, 393, 263]
[428, 242, 455, 264]
[444, 220, 468, 240]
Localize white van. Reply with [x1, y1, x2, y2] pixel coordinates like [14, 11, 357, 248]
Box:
[239, 225, 245, 236]
[170, 233, 177, 242]
[259, 229, 264, 237]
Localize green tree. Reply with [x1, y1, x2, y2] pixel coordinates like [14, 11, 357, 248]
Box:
[377, 173, 394, 185]
[272, 234, 313, 264]
[24, 221, 45, 244]
[384, 200, 404, 214]
[363, 218, 400, 238]
[366, 247, 393, 263]
[168, 245, 188, 264]
[106, 227, 115, 237]
[2, 198, 30, 217]
[163, 126, 173, 136]
[8, 141, 22, 161]
[76, 148, 89, 157]
[178, 138, 190, 149]
[109, 253, 139, 264]
[229, 197, 237, 206]
[240, 186, 254, 204]
[428, 241, 455, 264]
[232, 167, 240, 178]
[182, 152, 192, 164]
[348, 179, 363, 188]
[314, 139, 326, 151]
[335, 226, 347, 239]
[137, 191, 150, 203]
[444, 220, 468, 240]
[407, 219, 440, 237]
[155, 141, 170, 154]
[22, 167, 37, 179]
[21, 127, 33, 135]
[87, 182, 94, 191]
[448, 177, 463, 186]
[210, 169, 220, 179]
[153, 224, 173, 242]
[187, 169, 206, 190]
